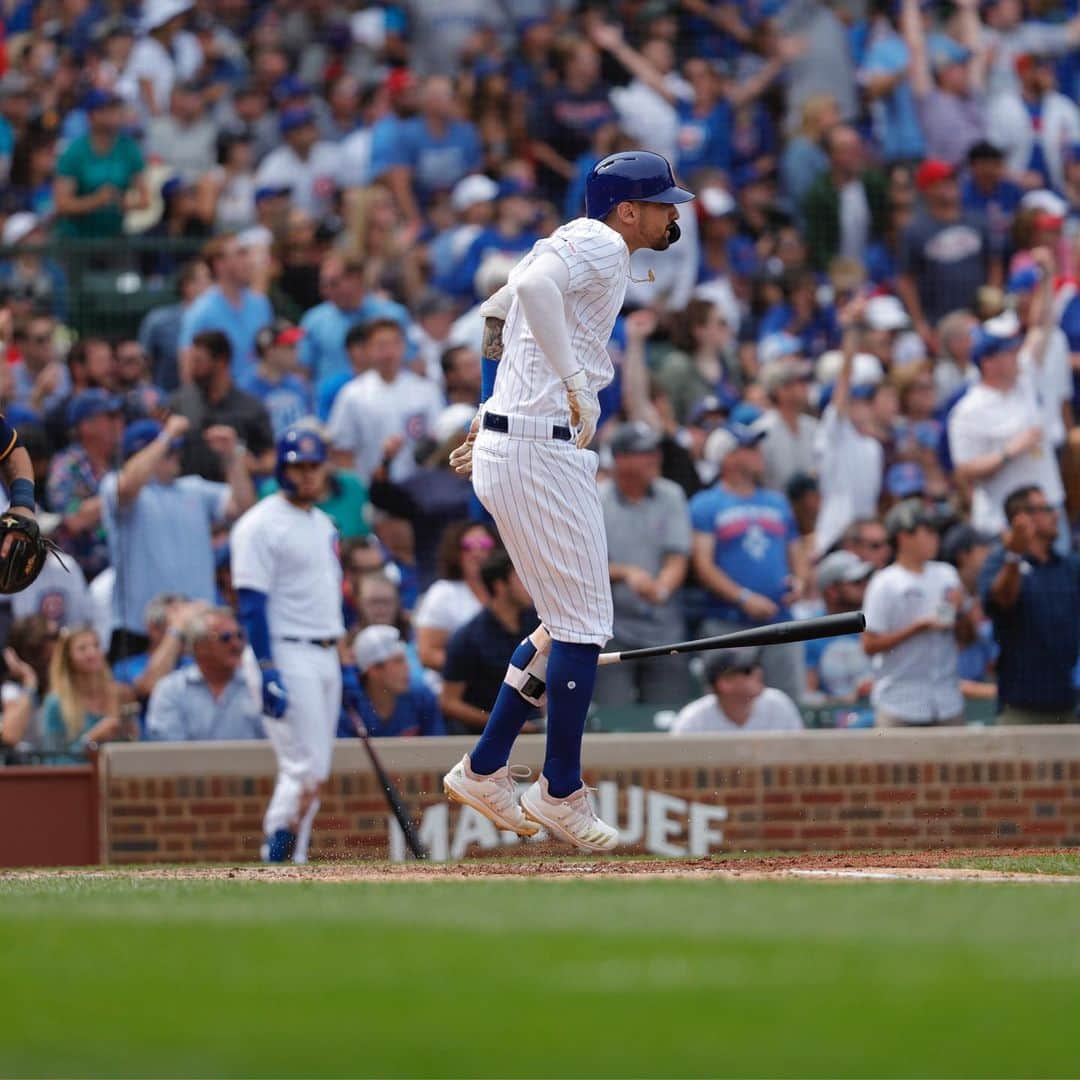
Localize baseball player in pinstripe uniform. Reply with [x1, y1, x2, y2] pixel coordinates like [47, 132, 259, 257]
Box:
[443, 151, 694, 852]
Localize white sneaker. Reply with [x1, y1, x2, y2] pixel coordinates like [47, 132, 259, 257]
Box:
[520, 775, 619, 853]
[443, 755, 540, 838]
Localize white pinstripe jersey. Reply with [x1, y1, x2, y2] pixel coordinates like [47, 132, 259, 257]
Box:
[488, 217, 630, 421]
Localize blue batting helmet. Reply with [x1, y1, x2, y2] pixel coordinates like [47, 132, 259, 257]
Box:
[585, 151, 695, 221]
[275, 426, 327, 492]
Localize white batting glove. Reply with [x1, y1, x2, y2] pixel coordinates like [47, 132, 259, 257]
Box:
[449, 412, 481, 477]
[564, 370, 600, 450]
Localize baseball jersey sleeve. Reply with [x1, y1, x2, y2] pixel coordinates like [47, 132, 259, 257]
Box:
[229, 511, 275, 593]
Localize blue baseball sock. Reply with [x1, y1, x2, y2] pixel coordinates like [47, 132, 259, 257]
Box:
[543, 641, 600, 799]
[469, 638, 539, 775]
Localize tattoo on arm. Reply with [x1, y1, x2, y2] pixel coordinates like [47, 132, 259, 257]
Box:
[481, 318, 505, 361]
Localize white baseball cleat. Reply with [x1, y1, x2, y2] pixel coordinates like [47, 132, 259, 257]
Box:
[520, 775, 619, 853]
[443, 755, 540, 838]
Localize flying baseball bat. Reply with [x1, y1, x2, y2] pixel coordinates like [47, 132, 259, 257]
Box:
[597, 611, 866, 666]
[347, 709, 428, 860]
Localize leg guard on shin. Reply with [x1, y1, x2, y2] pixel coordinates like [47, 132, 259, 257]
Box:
[503, 626, 551, 707]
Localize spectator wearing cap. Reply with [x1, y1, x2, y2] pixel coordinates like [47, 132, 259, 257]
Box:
[980, 0, 1080, 100]
[53, 89, 148, 239]
[862, 499, 970, 726]
[327, 318, 443, 484]
[804, 550, 874, 710]
[689, 422, 808, 703]
[802, 124, 889, 271]
[753, 356, 817, 494]
[670, 647, 804, 734]
[124, 0, 199, 119]
[0, 213, 68, 323]
[430, 175, 499, 294]
[840, 516, 892, 572]
[901, 0, 986, 168]
[138, 259, 212, 393]
[979, 483, 1080, 724]
[168, 330, 275, 482]
[593, 423, 693, 707]
[897, 159, 1001, 349]
[253, 106, 343, 225]
[146, 606, 263, 742]
[369, 75, 482, 224]
[239, 321, 312, 439]
[948, 310, 1065, 537]
[989, 53, 1080, 194]
[441, 551, 539, 734]
[882, 462, 927, 513]
[940, 522, 998, 693]
[656, 299, 739, 427]
[298, 253, 412, 388]
[412, 291, 461, 387]
[101, 414, 254, 660]
[340, 625, 444, 738]
[813, 300, 885, 556]
[145, 81, 219, 183]
[962, 141, 1023, 245]
[47, 389, 124, 581]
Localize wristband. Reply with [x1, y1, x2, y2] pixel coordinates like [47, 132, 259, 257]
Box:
[9, 478, 34, 510]
[1004, 551, 1024, 566]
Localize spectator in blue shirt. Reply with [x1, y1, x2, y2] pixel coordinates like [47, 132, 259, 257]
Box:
[689, 422, 810, 702]
[675, 58, 733, 178]
[374, 74, 481, 223]
[139, 259, 213, 393]
[298, 252, 411, 387]
[980, 483, 1080, 723]
[858, 6, 925, 164]
[961, 141, 1023, 248]
[339, 625, 445, 738]
[145, 606, 264, 742]
[179, 233, 274, 385]
[240, 320, 313, 438]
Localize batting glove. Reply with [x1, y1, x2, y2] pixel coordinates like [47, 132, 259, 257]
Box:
[563, 369, 600, 449]
[449, 412, 481, 477]
[261, 667, 288, 719]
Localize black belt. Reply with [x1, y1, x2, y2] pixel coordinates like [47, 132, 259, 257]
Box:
[483, 411, 571, 442]
[280, 636, 339, 648]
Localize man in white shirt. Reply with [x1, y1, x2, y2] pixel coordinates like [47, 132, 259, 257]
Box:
[671, 647, 804, 734]
[753, 357, 818, 494]
[862, 499, 971, 726]
[948, 309, 1064, 536]
[327, 318, 443, 483]
[255, 107, 343, 224]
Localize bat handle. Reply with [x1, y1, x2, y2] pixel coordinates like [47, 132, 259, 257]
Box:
[597, 652, 621, 667]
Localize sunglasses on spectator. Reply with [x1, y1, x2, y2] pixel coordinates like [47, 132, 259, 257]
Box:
[1018, 504, 1055, 516]
[209, 629, 245, 644]
[461, 535, 495, 552]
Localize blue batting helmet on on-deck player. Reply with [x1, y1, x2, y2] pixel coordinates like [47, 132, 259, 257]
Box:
[585, 151, 695, 221]
[275, 426, 327, 492]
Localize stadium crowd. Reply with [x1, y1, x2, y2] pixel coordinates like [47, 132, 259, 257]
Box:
[1, 0, 1080, 760]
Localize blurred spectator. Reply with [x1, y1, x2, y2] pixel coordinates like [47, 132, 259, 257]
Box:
[754, 356, 817, 493]
[670, 647, 804, 733]
[656, 299, 738, 425]
[413, 520, 497, 674]
[101, 415, 254, 659]
[786, 471, 821, 564]
[897, 159, 1001, 348]
[0, 616, 57, 750]
[179, 233, 273, 383]
[43, 337, 116, 451]
[440, 346, 482, 407]
[53, 90, 148, 239]
[980, 484, 1079, 723]
[146, 81, 219, 183]
[690, 422, 808, 702]
[254, 106, 342, 225]
[114, 339, 165, 420]
[804, 551, 873, 707]
[145, 606, 262, 741]
[13, 517, 93, 632]
[940, 522, 998, 692]
[327, 318, 442, 483]
[47, 389, 124, 581]
[204, 133, 258, 234]
[863, 499, 970, 726]
[112, 593, 189, 693]
[340, 625, 444, 738]
[948, 310, 1064, 536]
[781, 93, 838, 216]
[0, 213, 68, 321]
[39, 626, 135, 760]
[169, 329, 275, 481]
[11, 312, 69, 416]
[138, 258, 212, 392]
[441, 550, 538, 734]
[126, 0, 201, 119]
[803, 124, 889, 271]
[240, 320, 312, 438]
[990, 53, 1080, 194]
[962, 141, 1022, 246]
[595, 423, 693, 707]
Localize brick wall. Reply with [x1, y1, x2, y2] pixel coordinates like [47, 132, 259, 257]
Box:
[97, 730, 1080, 864]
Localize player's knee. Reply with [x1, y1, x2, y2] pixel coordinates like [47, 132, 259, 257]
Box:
[504, 625, 552, 707]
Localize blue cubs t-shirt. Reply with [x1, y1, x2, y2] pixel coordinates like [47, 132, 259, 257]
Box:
[689, 484, 798, 624]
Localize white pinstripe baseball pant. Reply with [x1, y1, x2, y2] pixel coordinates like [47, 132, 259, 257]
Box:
[472, 419, 613, 647]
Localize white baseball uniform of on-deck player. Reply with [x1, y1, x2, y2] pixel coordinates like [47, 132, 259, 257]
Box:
[230, 494, 344, 863]
[475, 217, 629, 646]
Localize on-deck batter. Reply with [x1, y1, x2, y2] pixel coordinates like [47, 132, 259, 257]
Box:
[232, 426, 344, 863]
[443, 151, 694, 852]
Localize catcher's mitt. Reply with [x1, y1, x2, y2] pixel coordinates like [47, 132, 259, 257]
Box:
[0, 513, 65, 594]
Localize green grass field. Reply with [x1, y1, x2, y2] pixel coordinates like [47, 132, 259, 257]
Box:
[2, 865, 1079, 1078]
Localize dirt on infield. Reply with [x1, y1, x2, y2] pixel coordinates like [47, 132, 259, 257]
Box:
[6, 847, 1080, 884]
